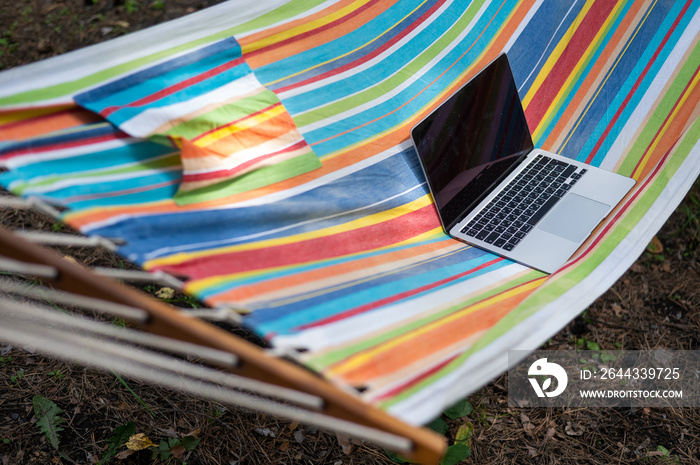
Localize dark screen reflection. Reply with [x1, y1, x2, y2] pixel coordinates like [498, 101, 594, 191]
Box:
[412, 55, 534, 230]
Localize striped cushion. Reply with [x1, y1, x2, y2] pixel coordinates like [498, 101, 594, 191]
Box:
[74, 37, 321, 205]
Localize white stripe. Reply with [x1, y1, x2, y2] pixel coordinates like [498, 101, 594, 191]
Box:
[1, 137, 141, 170]
[119, 73, 264, 137]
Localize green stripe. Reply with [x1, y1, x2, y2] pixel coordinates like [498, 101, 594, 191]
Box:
[172, 149, 321, 205]
[163, 90, 279, 139]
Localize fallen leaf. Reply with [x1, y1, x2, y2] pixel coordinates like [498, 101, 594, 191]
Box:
[564, 422, 584, 436]
[525, 446, 539, 457]
[294, 430, 305, 444]
[646, 236, 663, 254]
[125, 433, 156, 451]
[455, 421, 474, 446]
[289, 421, 299, 431]
[186, 428, 201, 437]
[156, 287, 175, 299]
[254, 427, 275, 438]
[280, 441, 290, 452]
[115, 450, 135, 460]
[337, 433, 353, 455]
[170, 445, 186, 460]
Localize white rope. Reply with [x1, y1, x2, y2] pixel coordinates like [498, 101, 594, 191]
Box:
[0, 256, 58, 279]
[0, 318, 412, 453]
[0, 278, 148, 323]
[14, 231, 120, 251]
[0, 196, 62, 219]
[93, 267, 184, 289]
[0, 300, 325, 410]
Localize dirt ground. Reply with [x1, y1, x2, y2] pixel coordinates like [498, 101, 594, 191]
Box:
[1, 1, 699, 464]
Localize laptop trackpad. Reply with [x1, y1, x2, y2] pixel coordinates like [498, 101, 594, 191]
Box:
[538, 193, 610, 242]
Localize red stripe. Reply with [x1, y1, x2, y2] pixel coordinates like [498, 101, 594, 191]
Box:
[525, 0, 617, 129]
[244, 0, 383, 59]
[154, 204, 441, 279]
[274, 0, 446, 94]
[100, 57, 246, 117]
[0, 132, 130, 161]
[191, 101, 282, 143]
[585, 0, 692, 164]
[181, 140, 309, 182]
[295, 257, 503, 331]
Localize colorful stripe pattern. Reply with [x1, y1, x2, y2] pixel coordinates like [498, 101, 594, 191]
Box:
[1, 0, 699, 425]
[74, 37, 320, 205]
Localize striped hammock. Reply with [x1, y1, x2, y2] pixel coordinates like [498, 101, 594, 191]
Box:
[1, 0, 699, 425]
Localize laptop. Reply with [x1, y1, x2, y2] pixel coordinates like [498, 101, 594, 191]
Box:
[411, 54, 635, 274]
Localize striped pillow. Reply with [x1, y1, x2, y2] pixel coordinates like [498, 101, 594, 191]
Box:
[75, 37, 320, 205]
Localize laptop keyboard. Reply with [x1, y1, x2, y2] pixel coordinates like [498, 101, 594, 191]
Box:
[460, 155, 587, 251]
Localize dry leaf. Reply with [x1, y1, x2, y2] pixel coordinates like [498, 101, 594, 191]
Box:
[156, 287, 175, 299]
[125, 433, 156, 451]
[170, 445, 186, 460]
[336, 433, 353, 455]
[564, 422, 584, 436]
[294, 430, 305, 444]
[280, 441, 290, 452]
[115, 450, 135, 460]
[646, 236, 663, 254]
[186, 428, 201, 437]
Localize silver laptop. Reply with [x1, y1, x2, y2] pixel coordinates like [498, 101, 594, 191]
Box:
[411, 54, 635, 274]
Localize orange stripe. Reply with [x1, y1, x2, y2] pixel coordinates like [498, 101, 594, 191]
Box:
[0, 106, 101, 141]
[182, 111, 295, 158]
[330, 285, 537, 384]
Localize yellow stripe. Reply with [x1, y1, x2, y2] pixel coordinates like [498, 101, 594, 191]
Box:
[633, 68, 700, 177]
[532, 0, 627, 142]
[329, 278, 544, 375]
[193, 104, 286, 147]
[558, 0, 658, 151]
[147, 194, 433, 268]
[265, 0, 429, 87]
[241, 0, 373, 55]
[521, 0, 596, 110]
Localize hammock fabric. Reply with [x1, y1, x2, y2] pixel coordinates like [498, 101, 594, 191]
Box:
[1, 0, 699, 426]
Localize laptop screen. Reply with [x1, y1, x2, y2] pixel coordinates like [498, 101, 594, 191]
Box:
[411, 54, 534, 231]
